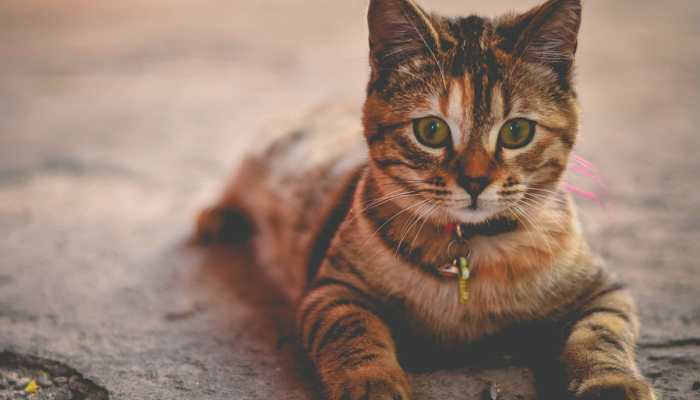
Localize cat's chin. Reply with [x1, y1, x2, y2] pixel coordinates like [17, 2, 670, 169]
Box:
[448, 207, 502, 224]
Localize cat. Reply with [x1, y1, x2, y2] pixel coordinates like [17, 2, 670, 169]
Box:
[195, 0, 656, 399]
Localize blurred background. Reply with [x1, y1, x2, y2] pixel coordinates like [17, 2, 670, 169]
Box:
[1, 1, 698, 399]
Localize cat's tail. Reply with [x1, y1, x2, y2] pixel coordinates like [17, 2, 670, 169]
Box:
[193, 156, 270, 245]
[194, 203, 254, 244]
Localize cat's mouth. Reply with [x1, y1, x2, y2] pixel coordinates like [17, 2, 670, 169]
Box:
[440, 194, 505, 224]
[449, 205, 503, 224]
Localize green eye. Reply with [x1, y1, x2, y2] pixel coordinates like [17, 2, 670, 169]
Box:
[413, 117, 451, 149]
[499, 118, 536, 149]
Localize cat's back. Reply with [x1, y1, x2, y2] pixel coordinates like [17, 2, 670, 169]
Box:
[251, 103, 366, 187]
[234, 103, 368, 300]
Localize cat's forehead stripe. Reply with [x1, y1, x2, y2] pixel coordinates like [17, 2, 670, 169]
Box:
[441, 16, 502, 134]
[431, 69, 503, 147]
[445, 16, 488, 76]
[440, 76, 473, 146]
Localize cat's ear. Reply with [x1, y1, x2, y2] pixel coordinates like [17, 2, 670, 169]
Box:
[497, 0, 582, 76]
[367, 0, 440, 68]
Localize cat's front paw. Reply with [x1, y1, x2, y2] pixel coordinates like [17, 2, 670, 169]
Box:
[575, 375, 656, 400]
[332, 370, 411, 400]
[194, 206, 252, 244]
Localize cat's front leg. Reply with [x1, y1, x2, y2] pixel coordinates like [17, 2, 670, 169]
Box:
[562, 283, 656, 400]
[298, 276, 410, 400]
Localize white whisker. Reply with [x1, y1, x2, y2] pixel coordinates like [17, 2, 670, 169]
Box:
[360, 199, 431, 250]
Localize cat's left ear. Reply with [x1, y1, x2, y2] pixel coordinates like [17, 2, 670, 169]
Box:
[367, 0, 440, 69]
[497, 0, 582, 78]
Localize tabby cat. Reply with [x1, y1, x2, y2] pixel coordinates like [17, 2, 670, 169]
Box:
[196, 0, 656, 399]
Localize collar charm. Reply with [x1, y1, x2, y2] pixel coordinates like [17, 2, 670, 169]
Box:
[441, 218, 519, 304]
[456, 257, 471, 304]
[438, 256, 472, 304]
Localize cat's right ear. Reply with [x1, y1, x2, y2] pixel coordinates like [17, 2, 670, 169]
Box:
[367, 0, 440, 69]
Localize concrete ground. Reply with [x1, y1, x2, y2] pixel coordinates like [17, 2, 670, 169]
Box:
[1, 0, 699, 399]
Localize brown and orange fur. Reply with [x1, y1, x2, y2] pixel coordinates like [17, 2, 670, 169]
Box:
[196, 1, 656, 399]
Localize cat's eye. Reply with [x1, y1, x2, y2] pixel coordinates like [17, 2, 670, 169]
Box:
[413, 117, 451, 149]
[499, 118, 536, 149]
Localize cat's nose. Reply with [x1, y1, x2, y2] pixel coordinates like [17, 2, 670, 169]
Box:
[457, 175, 491, 198]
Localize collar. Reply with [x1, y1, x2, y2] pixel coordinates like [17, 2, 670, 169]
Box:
[437, 217, 518, 280]
[443, 216, 519, 241]
[435, 217, 518, 301]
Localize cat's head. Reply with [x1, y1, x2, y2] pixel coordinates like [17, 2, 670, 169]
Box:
[363, 0, 581, 225]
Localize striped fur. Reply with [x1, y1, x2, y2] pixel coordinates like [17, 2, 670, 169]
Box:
[196, 1, 655, 399]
